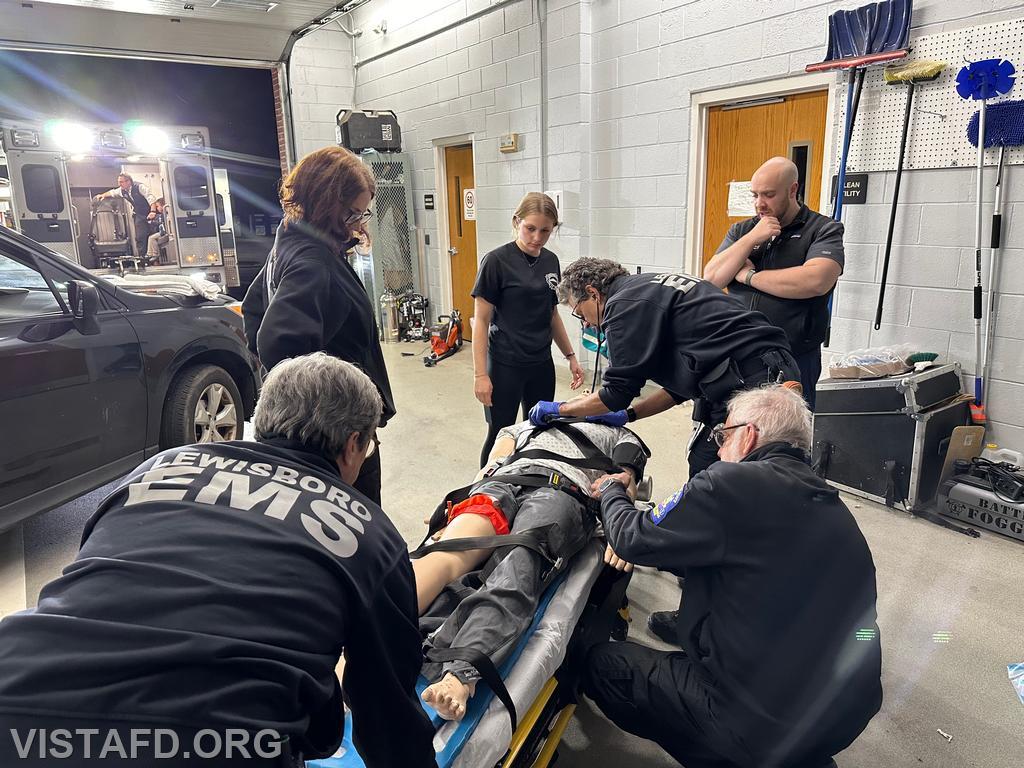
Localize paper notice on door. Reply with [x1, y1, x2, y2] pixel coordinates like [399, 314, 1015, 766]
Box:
[463, 188, 476, 220]
[727, 181, 753, 217]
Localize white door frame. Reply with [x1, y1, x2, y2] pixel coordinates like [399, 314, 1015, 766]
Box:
[432, 133, 476, 317]
[685, 72, 839, 276]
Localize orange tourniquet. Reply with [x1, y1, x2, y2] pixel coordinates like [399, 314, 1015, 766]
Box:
[447, 494, 510, 536]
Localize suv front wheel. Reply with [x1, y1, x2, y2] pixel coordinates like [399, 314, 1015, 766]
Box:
[161, 364, 245, 449]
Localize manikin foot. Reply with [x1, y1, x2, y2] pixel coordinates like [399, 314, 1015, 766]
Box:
[422, 673, 476, 721]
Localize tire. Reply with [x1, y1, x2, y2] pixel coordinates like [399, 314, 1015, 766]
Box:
[160, 364, 244, 449]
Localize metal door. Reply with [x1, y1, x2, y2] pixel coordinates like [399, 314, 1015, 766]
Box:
[212, 168, 240, 288]
[0, 246, 145, 525]
[166, 158, 221, 270]
[6, 150, 78, 262]
[701, 90, 828, 271]
[444, 145, 477, 340]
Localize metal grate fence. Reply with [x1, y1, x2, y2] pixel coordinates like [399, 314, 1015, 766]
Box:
[357, 151, 419, 309]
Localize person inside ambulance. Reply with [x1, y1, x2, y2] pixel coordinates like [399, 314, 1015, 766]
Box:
[146, 197, 170, 263]
[0, 353, 436, 768]
[411, 417, 648, 722]
[584, 384, 882, 768]
[94, 172, 157, 259]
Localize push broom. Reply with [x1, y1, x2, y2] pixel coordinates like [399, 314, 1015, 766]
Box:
[873, 59, 947, 330]
[956, 59, 1017, 424]
[967, 98, 1024, 422]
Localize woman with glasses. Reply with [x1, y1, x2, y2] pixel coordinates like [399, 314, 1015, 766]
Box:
[471, 192, 585, 467]
[242, 146, 395, 504]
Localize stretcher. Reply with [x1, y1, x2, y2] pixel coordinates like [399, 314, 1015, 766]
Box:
[307, 538, 630, 768]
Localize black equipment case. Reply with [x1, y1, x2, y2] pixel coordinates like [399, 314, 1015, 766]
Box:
[335, 109, 402, 152]
[812, 364, 970, 509]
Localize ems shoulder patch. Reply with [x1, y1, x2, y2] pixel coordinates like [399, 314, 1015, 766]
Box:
[546, 273, 559, 290]
[649, 484, 687, 526]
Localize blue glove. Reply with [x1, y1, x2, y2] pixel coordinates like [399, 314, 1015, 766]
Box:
[585, 410, 629, 428]
[529, 401, 563, 426]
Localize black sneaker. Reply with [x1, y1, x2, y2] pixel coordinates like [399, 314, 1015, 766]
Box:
[647, 610, 680, 645]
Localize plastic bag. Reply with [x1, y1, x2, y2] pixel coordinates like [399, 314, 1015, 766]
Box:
[828, 345, 915, 379]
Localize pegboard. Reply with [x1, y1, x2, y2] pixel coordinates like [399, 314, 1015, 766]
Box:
[833, 18, 1024, 173]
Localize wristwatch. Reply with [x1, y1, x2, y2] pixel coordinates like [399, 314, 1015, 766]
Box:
[598, 477, 624, 495]
[626, 406, 638, 423]
[744, 268, 757, 287]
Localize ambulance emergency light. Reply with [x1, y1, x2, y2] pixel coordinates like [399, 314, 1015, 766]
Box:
[48, 121, 94, 153]
[129, 125, 170, 155]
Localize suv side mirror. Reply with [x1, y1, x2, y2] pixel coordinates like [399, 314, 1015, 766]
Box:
[68, 279, 100, 334]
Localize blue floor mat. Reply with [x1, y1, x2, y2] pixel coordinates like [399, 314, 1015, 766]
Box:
[308, 572, 567, 768]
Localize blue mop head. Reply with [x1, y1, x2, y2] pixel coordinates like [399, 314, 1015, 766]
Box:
[967, 99, 1024, 147]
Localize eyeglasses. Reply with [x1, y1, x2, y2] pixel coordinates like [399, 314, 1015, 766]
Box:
[709, 422, 756, 448]
[570, 296, 591, 323]
[344, 208, 373, 226]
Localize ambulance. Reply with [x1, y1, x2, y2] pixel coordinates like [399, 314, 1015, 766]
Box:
[0, 119, 239, 288]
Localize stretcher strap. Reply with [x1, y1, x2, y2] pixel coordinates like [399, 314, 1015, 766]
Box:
[420, 473, 591, 550]
[409, 526, 559, 567]
[423, 646, 518, 734]
[503, 448, 617, 472]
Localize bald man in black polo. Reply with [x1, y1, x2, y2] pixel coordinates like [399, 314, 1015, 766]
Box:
[703, 157, 845, 409]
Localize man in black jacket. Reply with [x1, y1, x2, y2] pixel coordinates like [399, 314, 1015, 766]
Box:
[585, 385, 882, 768]
[534, 257, 798, 478]
[704, 157, 845, 408]
[0, 353, 436, 768]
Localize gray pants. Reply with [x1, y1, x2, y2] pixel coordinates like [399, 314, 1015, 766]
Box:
[421, 478, 594, 684]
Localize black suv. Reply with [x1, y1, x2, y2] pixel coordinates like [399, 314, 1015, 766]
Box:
[0, 224, 261, 530]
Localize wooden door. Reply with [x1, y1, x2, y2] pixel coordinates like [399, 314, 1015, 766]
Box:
[444, 145, 477, 341]
[701, 90, 828, 272]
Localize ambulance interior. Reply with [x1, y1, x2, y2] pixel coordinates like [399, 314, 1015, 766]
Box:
[64, 156, 173, 270]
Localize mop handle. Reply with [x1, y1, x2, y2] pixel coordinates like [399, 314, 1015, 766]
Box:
[973, 103, 986, 404]
[981, 146, 1007, 406]
[991, 145, 1006, 249]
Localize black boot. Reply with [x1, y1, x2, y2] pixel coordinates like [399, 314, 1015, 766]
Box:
[647, 610, 681, 645]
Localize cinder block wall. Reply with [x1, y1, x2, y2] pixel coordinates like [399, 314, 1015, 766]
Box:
[290, 0, 1024, 449]
[288, 27, 356, 159]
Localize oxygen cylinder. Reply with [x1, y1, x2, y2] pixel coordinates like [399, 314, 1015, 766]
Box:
[379, 292, 399, 344]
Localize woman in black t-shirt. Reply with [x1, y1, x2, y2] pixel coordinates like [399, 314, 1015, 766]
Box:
[471, 192, 584, 466]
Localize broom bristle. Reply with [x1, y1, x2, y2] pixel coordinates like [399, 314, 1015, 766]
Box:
[883, 59, 947, 83]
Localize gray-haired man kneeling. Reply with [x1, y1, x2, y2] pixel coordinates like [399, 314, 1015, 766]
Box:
[0, 353, 436, 768]
[585, 385, 882, 768]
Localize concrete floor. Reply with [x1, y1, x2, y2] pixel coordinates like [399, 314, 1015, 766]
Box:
[7, 342, 1023, 767]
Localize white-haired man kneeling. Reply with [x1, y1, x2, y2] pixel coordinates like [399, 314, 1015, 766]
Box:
[585, 385, 882, 768]
[0, 353, 435, 768]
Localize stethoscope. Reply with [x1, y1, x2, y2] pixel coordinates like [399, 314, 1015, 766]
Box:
[587, 296, 606, 395]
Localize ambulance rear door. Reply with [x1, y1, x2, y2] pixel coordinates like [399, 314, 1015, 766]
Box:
[5, 145, 79, 263]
